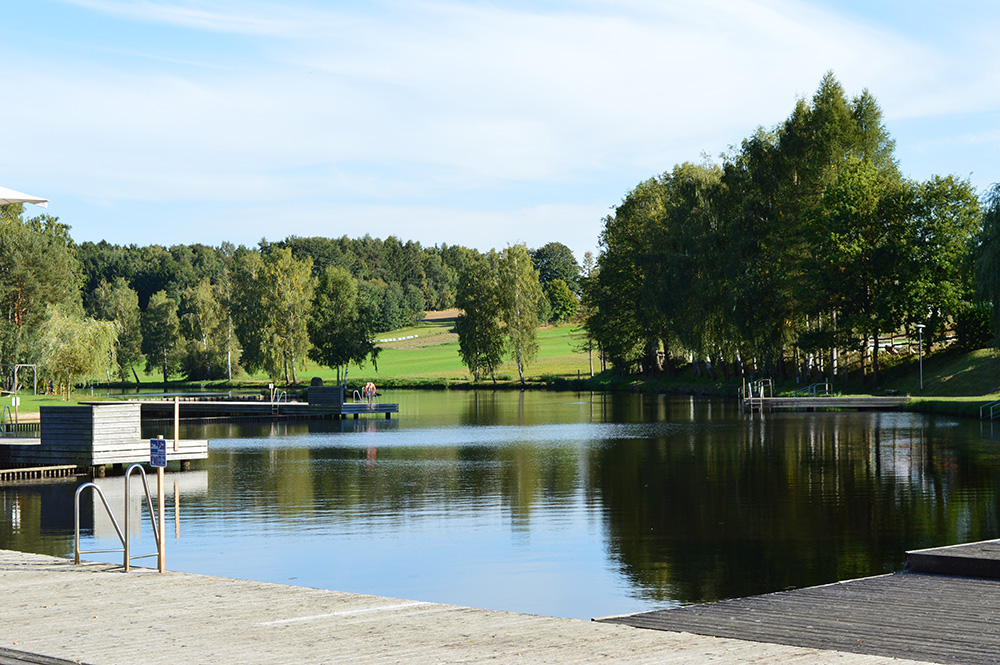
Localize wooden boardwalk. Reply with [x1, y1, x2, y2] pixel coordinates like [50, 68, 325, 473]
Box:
[138, 398, 399, 420]
[0, 549, 935, 665]
[744, 396, 909, 412]
[601, 568, 1000, 664]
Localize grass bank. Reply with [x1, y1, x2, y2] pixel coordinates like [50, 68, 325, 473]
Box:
[13, 313, 1000, 421]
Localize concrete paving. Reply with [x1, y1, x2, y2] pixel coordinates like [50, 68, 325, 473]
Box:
[0, 549, 936, 665]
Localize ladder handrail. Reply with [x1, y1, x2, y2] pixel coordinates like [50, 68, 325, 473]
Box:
[74, 465, 162, 571]
[790, 382, 832, 397]
[123, 464, 162, 571]
[74, 483, 126, 564]
[980, 399, 1000, 420]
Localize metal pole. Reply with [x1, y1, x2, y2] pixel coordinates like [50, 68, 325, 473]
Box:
[173, 396, 180, 452]
[158, 464, 166, 573]
[916, 324, 925, 392]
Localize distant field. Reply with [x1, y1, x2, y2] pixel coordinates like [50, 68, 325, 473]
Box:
[349, 313, 593, 384]
[279, 312, 594, 386]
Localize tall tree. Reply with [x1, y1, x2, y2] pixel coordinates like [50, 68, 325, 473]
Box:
[498, 243, 543, 386]
[307, 266, 379, 385]
[88, 277, 143, 383]
[231, 248, 314, 383]
[142, 290, 182, 382]
[455, 252, 505, 382]
[0, 207, 81, 369]
[975, 184, 1000, 340]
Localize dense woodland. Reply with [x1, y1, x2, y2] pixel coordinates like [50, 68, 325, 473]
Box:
[4, 72, 1000, 393]
[0, 206, 581, 391]
[584, 72, 997, 385]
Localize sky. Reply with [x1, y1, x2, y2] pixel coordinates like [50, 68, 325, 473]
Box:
[4, 0, 1000, 261]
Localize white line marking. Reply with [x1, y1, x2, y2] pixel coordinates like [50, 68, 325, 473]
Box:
[261, 601, 434, 625]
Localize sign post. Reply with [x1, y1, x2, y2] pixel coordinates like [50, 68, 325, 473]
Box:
[150, 435, 167, 573]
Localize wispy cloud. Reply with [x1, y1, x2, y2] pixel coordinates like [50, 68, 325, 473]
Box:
[7, 0, 1000, 254]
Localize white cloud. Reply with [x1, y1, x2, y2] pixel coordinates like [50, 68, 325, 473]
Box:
[8, 0, 1000, 249]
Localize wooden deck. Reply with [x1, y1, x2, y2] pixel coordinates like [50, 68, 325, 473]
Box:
[0, 549, 935, 665]
[138, 399, 399, 420]
[744, 396, 909, 412]
[600, 572, 1000, 664]
[906, 538, 1000, 579]
[0, 403, 207, 471]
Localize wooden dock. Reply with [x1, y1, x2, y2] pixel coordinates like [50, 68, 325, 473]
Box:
[137, 399, 399, 420]
[743, 396, 909, 412]
[600, 539, 1000, 665]
[0, 403, 206, 473]
[0, 549, 934, 665]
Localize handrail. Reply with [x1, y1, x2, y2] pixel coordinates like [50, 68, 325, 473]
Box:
[981, 399, 1000, 420]
[123, 464, 162, 571]
[790, 382, 832, 397]
[74, 483, 126, 565]
[74, 465, 162, 571]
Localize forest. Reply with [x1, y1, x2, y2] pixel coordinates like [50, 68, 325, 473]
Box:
[583, 72, 999, 385]
[0, 206, 581, 391]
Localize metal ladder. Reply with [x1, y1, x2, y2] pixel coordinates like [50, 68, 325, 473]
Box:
[74, 464, 162, 572]
[271, 390, 287, 415]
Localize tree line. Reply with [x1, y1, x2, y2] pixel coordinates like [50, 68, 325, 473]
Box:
[0, 205, 583, 393]
[582, 72, 992, 385]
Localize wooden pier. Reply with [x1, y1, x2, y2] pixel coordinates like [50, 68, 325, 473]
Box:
[0, 548, 933, 665]
[0, 403, 206, 474]
[743, 396, 909, 412]
[0, 464, 82, 483]
[137, 385, 399, 421]
[600, 539, 1000, 665]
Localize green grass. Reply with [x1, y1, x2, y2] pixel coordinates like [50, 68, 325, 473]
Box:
[19, 311, 1000, 422]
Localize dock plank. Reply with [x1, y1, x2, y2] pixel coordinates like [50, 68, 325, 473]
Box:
[600, 572, 1000, 665]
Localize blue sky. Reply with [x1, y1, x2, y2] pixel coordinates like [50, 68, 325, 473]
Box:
[4, 0, 1000, 260]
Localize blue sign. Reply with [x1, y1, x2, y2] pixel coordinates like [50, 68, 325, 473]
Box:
[150, 438, 167, 468]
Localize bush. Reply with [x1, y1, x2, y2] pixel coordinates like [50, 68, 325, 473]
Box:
[956, 303, 993, 351]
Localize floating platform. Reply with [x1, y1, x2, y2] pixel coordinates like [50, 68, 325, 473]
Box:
[137, 385, 399, 421]
[743, 396, 909, 412]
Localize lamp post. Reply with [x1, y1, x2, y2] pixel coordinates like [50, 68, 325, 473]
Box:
[915, 324, 926, 391]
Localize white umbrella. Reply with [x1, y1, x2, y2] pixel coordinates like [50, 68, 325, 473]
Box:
[0, 185, 48, 208]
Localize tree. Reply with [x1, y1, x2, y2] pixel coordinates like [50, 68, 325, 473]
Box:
[178, 278, 232, 381]
[307, 266, 379, 385]
[0, 207, 82, 370]
[455, 253, 505, 382]
[498, 243, 543, 386]
[231, 248, 314, 383]
[530, 242, 581, 293]
[544, 279, 577, 322]
[975, 184, 1000, 340]
[807, 159, 914, 384]
[88, 278, 143, 383]
[142, 290, 182, 382]
[39, 304, 118, 399]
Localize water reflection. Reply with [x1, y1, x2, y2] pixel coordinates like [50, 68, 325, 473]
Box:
[2, 392, 999, 620]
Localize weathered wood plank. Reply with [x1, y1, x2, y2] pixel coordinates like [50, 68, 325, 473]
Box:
[599, 572, 1000, 665]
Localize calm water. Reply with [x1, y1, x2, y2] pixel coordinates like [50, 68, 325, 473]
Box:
[3, 390, 1000, 620]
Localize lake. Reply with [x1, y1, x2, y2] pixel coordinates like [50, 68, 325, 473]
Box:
[2, 390, 999, 620]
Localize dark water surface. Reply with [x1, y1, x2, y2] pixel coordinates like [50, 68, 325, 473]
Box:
[3, 390, 999, 620]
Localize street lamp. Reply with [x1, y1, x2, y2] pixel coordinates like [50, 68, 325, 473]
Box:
[915, 324, 926, 391]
